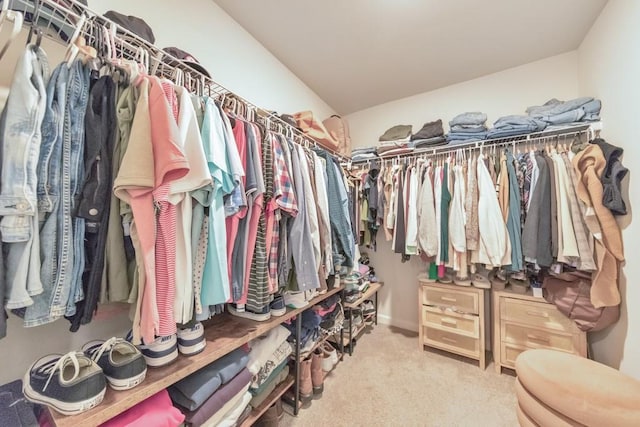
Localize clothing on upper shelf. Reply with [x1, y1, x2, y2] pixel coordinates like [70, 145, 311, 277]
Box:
[350, 133, 624, 310]
[486, 115, 547, 139]
[446, 112, 488, 142]
[379, 124, 412, 142]
[0, 43, 355, 342]
[526, 97, 602, 124]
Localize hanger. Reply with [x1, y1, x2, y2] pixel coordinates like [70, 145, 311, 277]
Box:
[64, 14, 91, 67]
[0, 9, 23, 62]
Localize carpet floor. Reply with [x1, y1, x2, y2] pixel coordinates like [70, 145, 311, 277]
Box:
[281, 325, 518, 427]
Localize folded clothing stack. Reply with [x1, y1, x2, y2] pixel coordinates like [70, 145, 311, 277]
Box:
[526, 97, 601, 125]
[169, 348, 251, 427]
[101, 390, 185, 427]
[486, 115, 547, 139]
[351, 146, 378, 162]
[446, 112, 489, 143]
[411, 119, 447, 149]
[377, 125, 414, 156]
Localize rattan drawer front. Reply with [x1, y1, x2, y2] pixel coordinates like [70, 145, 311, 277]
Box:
[423, 287, 478, 314]
[503, 322, 576, 352]
[502, 298, 574, 332]
[424, 327, 479, 357]
[423, 306, 479, 337]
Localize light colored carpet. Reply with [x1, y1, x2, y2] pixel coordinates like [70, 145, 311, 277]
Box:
[281, 325, 518, 427]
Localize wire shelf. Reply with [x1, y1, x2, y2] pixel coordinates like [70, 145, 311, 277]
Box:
[1, 0, 349, 161]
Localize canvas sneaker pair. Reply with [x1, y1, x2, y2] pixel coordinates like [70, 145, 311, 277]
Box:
[23, 337, 148, 415]
[128, 322, 207, 368]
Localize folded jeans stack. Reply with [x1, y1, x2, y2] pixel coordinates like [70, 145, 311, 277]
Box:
[526, 97, 602, 125]
[351, 146, 378, 162]
[486, 115, 547, 139]
[446, 112, 489, 143]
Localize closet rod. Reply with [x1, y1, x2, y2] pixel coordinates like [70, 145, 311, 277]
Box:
[4, 0, 349, 163]
[350, 122, 598, 166]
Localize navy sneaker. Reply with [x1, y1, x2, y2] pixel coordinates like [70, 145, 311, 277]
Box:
[82, 338, 147, 390]
[23, 352, 106, 415]
[228, 303, 271, 321]
[270, 294, 286, 317]
[177, 322, 207, 356]
[126, 332, 178, 367]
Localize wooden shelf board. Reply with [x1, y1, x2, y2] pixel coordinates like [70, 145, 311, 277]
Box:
[344, 282, 382, 309]
[239, 376, 294, 427]
[50, 286, 344, 427]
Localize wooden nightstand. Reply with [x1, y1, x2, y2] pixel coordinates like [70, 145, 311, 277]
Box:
[492, 287, 588, 374]
[418, 275, 489, 370]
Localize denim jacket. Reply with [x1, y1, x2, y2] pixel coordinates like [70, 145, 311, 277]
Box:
[0, 45, 49, 312]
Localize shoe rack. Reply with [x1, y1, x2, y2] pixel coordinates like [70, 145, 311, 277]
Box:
[339, 282, 383, 356]
[47, 285, 345, 427]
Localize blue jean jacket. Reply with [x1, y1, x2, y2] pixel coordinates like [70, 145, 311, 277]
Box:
[24, 60, 90, 327]
[0, 45, 49, 311]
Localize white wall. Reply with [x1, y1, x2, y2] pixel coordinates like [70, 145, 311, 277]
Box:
[0, 0, 334, 385]
[89, 0, 335, 118]
[347, 52, 580, 335]
[578, 0, 640, 379]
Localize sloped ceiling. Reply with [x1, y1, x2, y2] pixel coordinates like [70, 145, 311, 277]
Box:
[214, 0, 607, 114]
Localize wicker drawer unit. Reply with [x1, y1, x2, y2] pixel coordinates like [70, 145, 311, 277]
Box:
[493, 288, 588, 373]
[418, 276, 489, 370]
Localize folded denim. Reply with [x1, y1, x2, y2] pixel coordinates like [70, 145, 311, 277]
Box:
[446, 131, 488, 141]
[526, 97, 593, 117]
[582, 99, 601, 114]
[486, 126, 545, 139]
[537, 108, 585, 125]
[449, 124, 488, 133]
[352, 153, 378, 162]
[351, 147, 377, 155]
[492, 115, 547, 129]
[449, 112, 487, 127]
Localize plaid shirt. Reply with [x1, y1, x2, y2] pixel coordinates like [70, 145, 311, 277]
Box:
[265, 133, 298, 288]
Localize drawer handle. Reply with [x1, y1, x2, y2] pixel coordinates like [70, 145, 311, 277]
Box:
[525, 310, 549, 318]
[441, 336, 457, 344]
[526, 334, 551, 344]
[441, 318, 458, 326]
[441, 296, 457, 303]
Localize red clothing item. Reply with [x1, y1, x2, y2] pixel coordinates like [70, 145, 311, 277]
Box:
[99, 389, 184, 427]
[153, 81, 183, 336]
[225, 116, 248, 295]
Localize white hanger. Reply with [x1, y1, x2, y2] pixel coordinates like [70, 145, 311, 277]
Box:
[0, 10, 23, 62]
[65, 14, 87, 67]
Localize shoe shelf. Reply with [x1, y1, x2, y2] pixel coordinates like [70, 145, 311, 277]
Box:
[49, 285, 344, 427]
[239, 375, 294, 427]
[344, 282, 383, 308]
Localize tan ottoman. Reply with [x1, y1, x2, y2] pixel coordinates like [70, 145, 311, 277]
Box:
[515, 349, 640, 427]
[516, 378, 584, 427]
[517, 403, 539, 427]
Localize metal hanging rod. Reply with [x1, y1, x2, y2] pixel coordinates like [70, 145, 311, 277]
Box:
[2, 0, 349, 162]
[349, 122, 599, 166]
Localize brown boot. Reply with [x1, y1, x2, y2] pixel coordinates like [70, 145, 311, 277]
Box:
[300, 359, 313, 405]
[255, 400, 283, 427]
[311, 350, 324, 398]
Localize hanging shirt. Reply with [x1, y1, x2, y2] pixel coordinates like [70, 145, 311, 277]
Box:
[169, 86, 212, 324]
[405, 167, 419, 255]
[199, 98, 236, 311]
[313, 153, 333, 277]
[505, 151, 523, 272]
[476, 155, 509, 267]
[418, 164, 438, 257]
